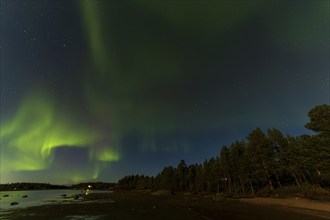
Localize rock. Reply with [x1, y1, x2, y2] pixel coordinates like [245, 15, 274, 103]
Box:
[10, 202, 19, 206]
[22, 195, 28, 198]
[3, 195, 9, 197]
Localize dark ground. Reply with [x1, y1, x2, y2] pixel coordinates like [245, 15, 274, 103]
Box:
[2, 191, 329, 220]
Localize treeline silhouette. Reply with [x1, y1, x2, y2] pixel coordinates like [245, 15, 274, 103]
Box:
[117, 104, 330, 195]
[0, 182, 117, 191]
[0, 183, 69, 191]
[71, 182, 116, 190]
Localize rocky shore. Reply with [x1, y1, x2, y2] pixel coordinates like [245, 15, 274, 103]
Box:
[3, 191, 330, 220]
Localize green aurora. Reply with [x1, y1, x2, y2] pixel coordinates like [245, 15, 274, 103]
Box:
[0, 90, 120, 183]
[0, 1, 328, 183]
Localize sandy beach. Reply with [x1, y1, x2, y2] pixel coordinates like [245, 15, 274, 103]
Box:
[240, 197, 330, 219]
[2, 191, 330, 220]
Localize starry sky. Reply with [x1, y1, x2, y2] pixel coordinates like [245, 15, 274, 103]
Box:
[1, 1, 329, 184]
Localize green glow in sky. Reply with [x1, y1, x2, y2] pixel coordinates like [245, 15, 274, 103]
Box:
[0, 0, 328, 184]
[77, 1, 267, 154]
[0, 90, 120, 182]
[1, 91, 55, 171]
[80, 1, 109, 76]
[79, 2, 266, 151]
[96, 148, 120, 162]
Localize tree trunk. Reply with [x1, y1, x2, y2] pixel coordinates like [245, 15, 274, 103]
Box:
[275, 173, 282, 187]
[306, 170, 315, 185]
[268, 179, 274, 190]
[249, 182, 254, 195]
[262, 160, 274, 190]
[239, 175, 245, 193]
[291, 171, 301, 187]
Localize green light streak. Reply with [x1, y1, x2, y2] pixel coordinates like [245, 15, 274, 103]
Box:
[267, 2, 328, 50]
[96, 148, 120, 162]
[77, 1, 274, 155]
[71, 170, 99, 184]
[80, 1, 108, 76]
[40, 119, 99, 158]
[1, 92, 55, 171]
[0, 90, 120, 182]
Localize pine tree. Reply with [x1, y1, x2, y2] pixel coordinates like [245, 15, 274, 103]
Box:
[304, 104, 330, 185]
[246, 128, 274, 190]
[229, 141, 246, 193]
[175, 160, 188, 191]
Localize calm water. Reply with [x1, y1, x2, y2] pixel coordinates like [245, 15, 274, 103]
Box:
[0, 189, 86, 210]
[0, 190, 113, 219]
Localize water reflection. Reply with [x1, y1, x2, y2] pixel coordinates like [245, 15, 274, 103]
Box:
[0, 189, 112, 211]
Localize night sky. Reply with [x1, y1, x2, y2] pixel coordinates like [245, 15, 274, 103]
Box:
[1, 1, 329, 184]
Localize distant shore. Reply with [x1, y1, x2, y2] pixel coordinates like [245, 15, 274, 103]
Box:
[0, 182, 116, 191]
[3, 190, 329, 220]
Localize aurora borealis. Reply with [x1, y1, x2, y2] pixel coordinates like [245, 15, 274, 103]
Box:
[1, 1, 329, 184]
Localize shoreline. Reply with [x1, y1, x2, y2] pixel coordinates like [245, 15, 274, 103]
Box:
[2, 191, 329, 219]
[239, 197, 330, 219]
[239, 197, 330, 212]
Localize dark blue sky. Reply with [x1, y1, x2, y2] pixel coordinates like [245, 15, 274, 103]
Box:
[1, 1, 329, 184]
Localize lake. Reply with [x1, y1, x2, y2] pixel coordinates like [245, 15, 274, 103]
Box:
[0, 189, 114, 211]
[0, 189, 114, 219]
[0, 189, 87, 210]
